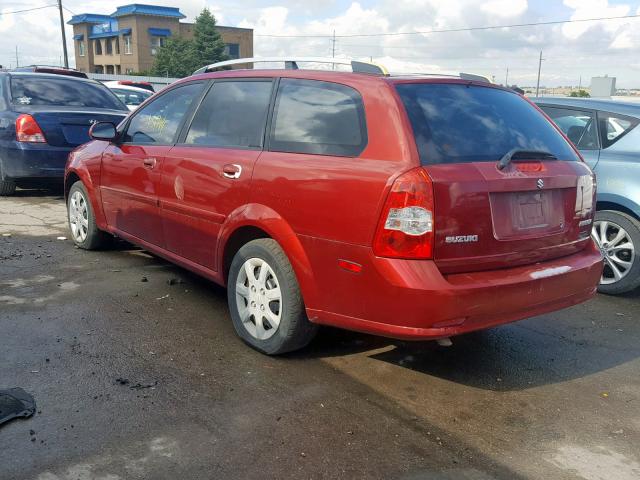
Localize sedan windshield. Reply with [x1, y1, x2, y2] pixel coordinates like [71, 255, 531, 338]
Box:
[10, 76, 127, 110]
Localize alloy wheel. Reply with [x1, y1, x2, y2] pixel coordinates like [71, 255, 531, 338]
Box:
[592, 219, 635, 285]
[68, 190, 89, 243]
[235, 257, 282, 340]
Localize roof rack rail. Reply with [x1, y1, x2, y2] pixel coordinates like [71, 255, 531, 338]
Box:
[193, 57, 389, 76]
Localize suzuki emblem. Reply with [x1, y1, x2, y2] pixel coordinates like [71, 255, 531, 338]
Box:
[536, 178, 544, 189]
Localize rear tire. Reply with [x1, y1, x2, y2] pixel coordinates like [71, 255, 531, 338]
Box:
[592, 210, 640, 295]
[227, 239, 318, 355]
[67, 181, 111, 250]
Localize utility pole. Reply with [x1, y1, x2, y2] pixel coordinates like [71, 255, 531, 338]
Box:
[331, 29, 336, 70]
[535, 50, 544, 97]
[505, 67, 509, 86]
[15, 45, 19, 68]
[57, 0, 69, 68]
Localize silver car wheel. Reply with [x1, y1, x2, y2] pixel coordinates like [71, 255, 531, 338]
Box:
[235, 257, 282, 340]
[68, 190, 89, 243]
[592, 219, 635, 285]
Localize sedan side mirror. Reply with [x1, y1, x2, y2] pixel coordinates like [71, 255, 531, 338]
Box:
[89, 122, 117, 142]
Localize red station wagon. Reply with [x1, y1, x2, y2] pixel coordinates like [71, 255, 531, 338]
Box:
[65, 57, 603, 354]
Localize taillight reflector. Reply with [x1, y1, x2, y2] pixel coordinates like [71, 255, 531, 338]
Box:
[373, 168, 434, 259]
[16, 114, 46, 143]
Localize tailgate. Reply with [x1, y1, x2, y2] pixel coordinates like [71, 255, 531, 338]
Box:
[30, 111, 127, 147]
[428, 160, 595, 274]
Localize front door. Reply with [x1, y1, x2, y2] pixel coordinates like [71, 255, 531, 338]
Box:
[159, 79, 274, 270]
[100, 81, 205, 246]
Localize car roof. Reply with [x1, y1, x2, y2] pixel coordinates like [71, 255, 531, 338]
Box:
[4, 71, 101, 84]
[105, 83, 152, 94]
[533, 96, 640, 118]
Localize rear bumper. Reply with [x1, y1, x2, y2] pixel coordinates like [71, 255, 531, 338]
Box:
[0, 142, 71, 180]
[307, 240, 603, 340]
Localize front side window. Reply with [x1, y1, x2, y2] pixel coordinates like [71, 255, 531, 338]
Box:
[185, 80, 272, 148]
[598, 113, 639, 149]
[540, 106, 599, 150]
[396, 83, 580, 164]
[124, 35, 132, 54]
[270, 78, 367, 156]
[10, 76, 126, 110]
[124, 82, 203, 144]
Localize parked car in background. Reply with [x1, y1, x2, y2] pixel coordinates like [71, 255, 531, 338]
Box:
[535, 97, 640, 294]
[65, 58, 602, 355]
[104, 82, 153, 111]
[12, 65, 88, 79]
[0, 72, 129, 195]
[103, 80, 155, 93]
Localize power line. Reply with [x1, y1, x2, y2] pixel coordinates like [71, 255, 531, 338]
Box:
[0, 4, 57, 15]
[255, 13, 640, 38]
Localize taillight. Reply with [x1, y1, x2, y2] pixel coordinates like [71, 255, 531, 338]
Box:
[373, 167, 434, 259]
[16, 114, 46, 143]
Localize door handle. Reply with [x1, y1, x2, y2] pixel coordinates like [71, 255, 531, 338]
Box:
[143, 157, 157, 169]
[222, 164, 242, 179]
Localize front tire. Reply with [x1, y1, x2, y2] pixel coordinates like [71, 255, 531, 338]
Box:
[67, 181, 111, 250]
[592, 210, 640, 295]
[227, 239, 318, 355]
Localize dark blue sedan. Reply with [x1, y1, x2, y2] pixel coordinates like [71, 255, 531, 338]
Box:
[0, 72, 129, 195]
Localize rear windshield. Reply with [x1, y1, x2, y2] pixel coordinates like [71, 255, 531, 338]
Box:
[396, 83, 579, 164]
[10, 76, 126, 110]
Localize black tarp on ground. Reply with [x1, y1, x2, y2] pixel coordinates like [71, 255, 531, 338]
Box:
[0, 388, 36, 426]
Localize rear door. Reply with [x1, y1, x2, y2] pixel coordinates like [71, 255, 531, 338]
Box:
[537, 104, 601, 169]
[159, 79, 274, 269]
[101, 82, 205, 246]
[395, 82, 595, 274]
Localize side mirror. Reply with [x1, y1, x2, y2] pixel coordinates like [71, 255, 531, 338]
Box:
[89, 122, 117, 142]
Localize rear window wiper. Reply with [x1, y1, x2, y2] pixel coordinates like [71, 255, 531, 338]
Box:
[497, 149, 557, 170]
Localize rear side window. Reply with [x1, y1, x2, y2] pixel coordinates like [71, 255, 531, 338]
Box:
[270, 79, 367, 157]
[10, 76, 126, 110]
[598, 112, 639, 149]
[540, 106, 599, 150]
[185, 80, 272, 148]
[396, 83, 580, 164]
[124, 82, 203, 144]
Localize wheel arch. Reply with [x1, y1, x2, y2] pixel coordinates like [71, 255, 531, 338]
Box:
[596, 194, 640, 221]
[218, 204, 319, 307]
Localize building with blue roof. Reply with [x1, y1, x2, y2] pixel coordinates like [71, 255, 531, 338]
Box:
[68, 3, 253, 74]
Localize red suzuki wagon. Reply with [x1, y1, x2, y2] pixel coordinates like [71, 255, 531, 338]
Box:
[65, 59, 603, 354]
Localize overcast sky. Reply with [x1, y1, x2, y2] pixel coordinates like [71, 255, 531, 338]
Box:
[1, 0, 639, 87]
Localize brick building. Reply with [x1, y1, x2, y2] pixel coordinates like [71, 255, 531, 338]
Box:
[68, 4, 253, 74]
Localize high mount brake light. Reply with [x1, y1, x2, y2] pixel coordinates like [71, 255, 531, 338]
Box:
[15, 114, 46, 143]
[373, 168, 434, 259]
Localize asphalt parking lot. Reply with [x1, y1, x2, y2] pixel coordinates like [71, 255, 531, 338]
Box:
[1, 191, 639, 480]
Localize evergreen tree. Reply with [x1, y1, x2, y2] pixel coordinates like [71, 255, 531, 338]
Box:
[192, 8, 229, 69]
[151, 37, 197, 78]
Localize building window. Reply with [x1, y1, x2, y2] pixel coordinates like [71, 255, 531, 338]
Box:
[106, 65, 114, 74]
[150, 36, 165, 56]
[115, 37, 120, 55]
[78, 40, 85, 57]
[123, 35, 132, 54]
[106, 38, 113, 55]
[224, 43, 240, 59]
[94, 39, 102, 55]
[125, 68, 133, 74]
[94, 65, 104, 74]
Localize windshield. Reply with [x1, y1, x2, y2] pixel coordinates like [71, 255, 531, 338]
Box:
[10, 76, 127, 110]
[396, 83, 579, 164]
[110, 88, 152, 106]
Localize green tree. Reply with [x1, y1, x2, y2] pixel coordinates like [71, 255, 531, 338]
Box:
[569, 89, 590, 98]
[150, 8, 228, 77]
[151, 37, 197, 78]
[192, 8, 228, 70]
